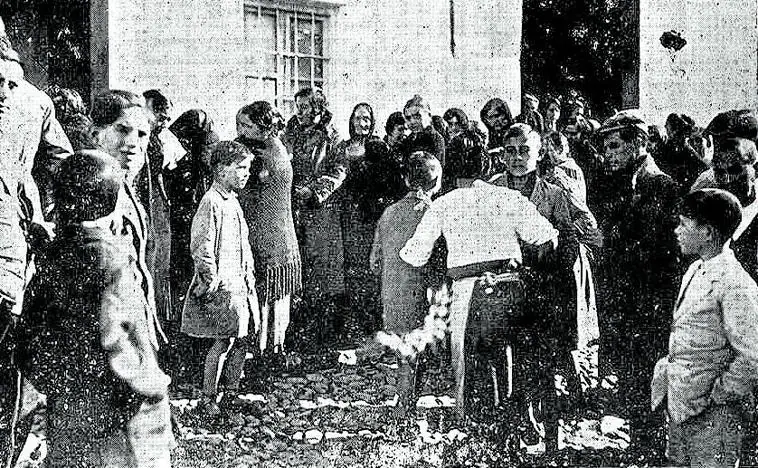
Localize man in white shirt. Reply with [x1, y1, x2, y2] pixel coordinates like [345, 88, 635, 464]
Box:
[401, 180, 557, 426]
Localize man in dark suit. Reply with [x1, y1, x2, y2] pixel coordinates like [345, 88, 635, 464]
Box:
[595, 111, 681, 461]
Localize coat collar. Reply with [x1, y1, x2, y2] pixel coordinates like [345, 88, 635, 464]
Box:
[211, 181, 236, 200]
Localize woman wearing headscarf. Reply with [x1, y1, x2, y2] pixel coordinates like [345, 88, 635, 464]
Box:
[336, 103, 406, 337]
[237, 101, 302, 355]
[480, 98, 514, 151]
[167, 109, 220, 304]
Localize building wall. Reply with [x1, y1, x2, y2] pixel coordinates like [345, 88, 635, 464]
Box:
[95, 0, 522, 138]
[639, 0, 758, 127]
[327, 0, 522, 136]
[95, 0, 247, 138]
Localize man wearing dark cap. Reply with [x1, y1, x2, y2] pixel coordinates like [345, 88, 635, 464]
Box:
[652, 188, 758, 468]
[691, 110, 758, 282]
[595, 110, 681, 460]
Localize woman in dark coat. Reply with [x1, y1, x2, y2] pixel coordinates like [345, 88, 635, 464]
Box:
[165, 109, 219, 387]
[167, 109, 220, 306]
[237, 102, 302, 354]
[328, 103, 403, 337]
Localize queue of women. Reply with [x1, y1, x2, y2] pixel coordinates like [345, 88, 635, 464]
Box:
[3, 26, 756, 463]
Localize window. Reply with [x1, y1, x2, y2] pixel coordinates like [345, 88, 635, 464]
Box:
[244, 2, 334, 116]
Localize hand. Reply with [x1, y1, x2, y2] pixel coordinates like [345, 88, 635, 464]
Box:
[191, 276, 221, 299]
[27, 221, 55, 252]
[205, 277, 221, 295]
[294, 186, 314, 201]
[650, 357, 668, 411]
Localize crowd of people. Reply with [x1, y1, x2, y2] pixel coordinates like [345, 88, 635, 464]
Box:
[0, 15, 757, 468]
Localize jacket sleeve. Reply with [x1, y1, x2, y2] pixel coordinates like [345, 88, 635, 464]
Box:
[100, 260, 170, 399]
[33, 94, 74, 218]
[189, 197, 219, 288]
[711, 279, 758, 403]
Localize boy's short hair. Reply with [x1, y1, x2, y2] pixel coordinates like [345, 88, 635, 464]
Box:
[680, 188, 743, 241]
[56, 150, 123, 223]
[404, 94, 431, 113]
[385, 111, 405, 135]
[503, 123, 541, 149]
[91, 90, 144, 128]
[406, 151, 442, 191]
[209, 141, 253, 173]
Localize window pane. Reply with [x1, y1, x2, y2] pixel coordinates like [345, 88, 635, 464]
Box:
[314, 20, 324, 56]
[244, 11, 276, 52]
[314, 59, 324, 79]
[289, 17, 296, 53]
[299, 80, 311, 91]
[283, 57, 295, 95]
[298, 58, 312, 81]
[297, 19, 312, 55]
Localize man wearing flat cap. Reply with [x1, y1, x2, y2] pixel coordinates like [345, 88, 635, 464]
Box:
[595, 110, 681, 460]
[691, 109, 758, 282]
[0, 16, 72, 464]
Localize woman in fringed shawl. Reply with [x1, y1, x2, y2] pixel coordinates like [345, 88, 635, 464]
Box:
[237, 101, 302, 354]
[165, 109, 220, 388]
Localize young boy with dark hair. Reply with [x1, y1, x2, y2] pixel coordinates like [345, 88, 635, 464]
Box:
[20, 149, 174, 467]
[652, 188, 758, 468]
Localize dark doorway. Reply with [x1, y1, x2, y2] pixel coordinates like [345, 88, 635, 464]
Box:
[521, 0, 640, 121]
[2, 0, 90, 100]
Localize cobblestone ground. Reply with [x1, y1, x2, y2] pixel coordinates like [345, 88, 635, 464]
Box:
[15, 343, 642, 468]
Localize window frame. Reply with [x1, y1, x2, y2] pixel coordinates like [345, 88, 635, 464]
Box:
[243, 1, 340, 114]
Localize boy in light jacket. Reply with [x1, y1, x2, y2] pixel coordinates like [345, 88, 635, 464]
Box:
[652, 188, 758, 467]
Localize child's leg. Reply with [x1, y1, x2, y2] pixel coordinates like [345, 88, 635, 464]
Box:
[219, 337, 251, 393]
[203, 339, 232, 396]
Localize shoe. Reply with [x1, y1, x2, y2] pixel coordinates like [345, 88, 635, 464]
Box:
[198, 395, 221, 418]
[518, 419, 541, 446]
[219, 392, 248, 410]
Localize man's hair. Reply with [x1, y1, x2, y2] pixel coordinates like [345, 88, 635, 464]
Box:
[91, 90, 144, 127]
[404, 94, 431, 113]
[665, 113, 695, 137]
[715, 137, 758, 165]
[56, 150, 122, 223]
[406, 151, 442, 191]
[680, 188, 743, 241]
[209, 141, 253, 174]
[46, 85, 86, 119]
[443, 108, 469, 128]
[503, 123, 541, 149]
[237, 101, 277, 132]
[294, 87, 327, 113]
[385, 111, 405, 135]
[143, 89, 172, 113]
